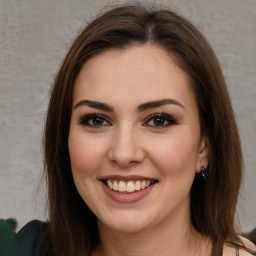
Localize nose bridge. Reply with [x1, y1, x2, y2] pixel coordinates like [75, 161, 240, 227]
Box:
[108, 121, 144, 166]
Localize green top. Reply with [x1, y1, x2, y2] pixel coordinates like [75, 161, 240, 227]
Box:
[0, 218, 48, 256]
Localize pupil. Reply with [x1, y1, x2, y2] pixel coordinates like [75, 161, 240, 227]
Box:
[93, 118, 103, 125]
[154, 117, 164, 126]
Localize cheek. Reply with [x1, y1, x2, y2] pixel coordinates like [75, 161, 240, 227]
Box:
[147, 133, 199, 177]
[68, 132, 107, 177]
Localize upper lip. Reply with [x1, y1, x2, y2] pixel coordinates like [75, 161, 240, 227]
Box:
[99, 175, 157, 181]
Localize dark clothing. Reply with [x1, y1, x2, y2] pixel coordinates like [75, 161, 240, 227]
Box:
[0, 219, 48, 256]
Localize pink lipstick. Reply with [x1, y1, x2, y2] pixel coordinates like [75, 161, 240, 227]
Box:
[100, 175, 158, 203]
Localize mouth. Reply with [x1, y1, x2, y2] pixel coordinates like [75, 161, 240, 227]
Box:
[102, 179, 158, 193]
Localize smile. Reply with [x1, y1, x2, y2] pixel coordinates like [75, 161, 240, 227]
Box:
[105, 180, 154, 193]
[100, 176, 158, 203]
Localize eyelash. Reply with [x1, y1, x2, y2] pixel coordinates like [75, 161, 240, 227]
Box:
[143, 113, 178, 129]
[78, 113, 111, 127]
[77, 113, 178, 129]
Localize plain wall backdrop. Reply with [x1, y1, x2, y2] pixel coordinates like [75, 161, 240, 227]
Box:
[0, 0, 255, 231]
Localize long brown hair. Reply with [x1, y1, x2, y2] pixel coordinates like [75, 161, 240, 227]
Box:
[44, 3, 246, 256]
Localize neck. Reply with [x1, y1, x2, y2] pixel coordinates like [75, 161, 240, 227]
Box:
[93, 210, 212, 256]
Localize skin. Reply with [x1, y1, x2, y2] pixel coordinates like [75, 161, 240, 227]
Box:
[68, 45, 210, 256]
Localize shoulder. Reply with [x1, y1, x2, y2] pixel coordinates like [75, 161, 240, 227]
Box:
[14, 219, 49, 256]
[0, 218, 16, 256]
[239, 236, 256, 255]
[0, 218, 49, 256]
[223, 237, 256, 256]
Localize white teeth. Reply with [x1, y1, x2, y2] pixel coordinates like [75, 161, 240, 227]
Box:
[113, 180, 118, 191]
[126, 181, 135, 193]
[107, 180, 113, 189]
[135, 181, 141, 191]
[119, 181, 126, 192]
[105, 180, 153, 193]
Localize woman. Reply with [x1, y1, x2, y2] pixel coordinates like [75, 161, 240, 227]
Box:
[1, 3, 255, 256]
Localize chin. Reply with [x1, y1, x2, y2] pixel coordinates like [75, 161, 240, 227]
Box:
[98, 211, 153, 234]
[104, 222, 149, 234]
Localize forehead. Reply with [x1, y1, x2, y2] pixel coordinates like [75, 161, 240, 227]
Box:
[73, 45, 196, 109]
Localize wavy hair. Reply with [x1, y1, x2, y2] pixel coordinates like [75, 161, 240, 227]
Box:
[44, 4, 246, 256]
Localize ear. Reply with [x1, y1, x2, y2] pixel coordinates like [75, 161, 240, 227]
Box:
[196, 135, 210, 173]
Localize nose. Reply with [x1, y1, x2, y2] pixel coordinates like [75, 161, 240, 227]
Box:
[108, 125, 145, 167]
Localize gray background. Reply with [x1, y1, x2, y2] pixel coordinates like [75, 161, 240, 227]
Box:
[0, 0, 255, 231]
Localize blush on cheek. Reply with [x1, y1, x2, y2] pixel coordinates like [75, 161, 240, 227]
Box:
[69, 136, 105, 176]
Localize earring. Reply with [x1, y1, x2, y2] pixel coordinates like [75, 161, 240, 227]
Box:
[201, 165, 207, 180]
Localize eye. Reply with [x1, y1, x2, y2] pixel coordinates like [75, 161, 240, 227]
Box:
[78, 114, 111, 127]
[143, 113, 178, 128]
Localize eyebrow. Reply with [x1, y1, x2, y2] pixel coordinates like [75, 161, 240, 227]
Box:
[137, 99, 184, 112]
[74, 100, 114, 112]
[73, 98, 184, 112]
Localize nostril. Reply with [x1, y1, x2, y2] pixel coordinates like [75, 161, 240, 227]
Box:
[108, 134, 145, 166]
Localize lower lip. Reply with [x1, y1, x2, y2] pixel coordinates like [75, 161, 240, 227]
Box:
[101, 181, 156, 203]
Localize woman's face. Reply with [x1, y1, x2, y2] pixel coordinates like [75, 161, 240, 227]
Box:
[69, 45, 209, 233]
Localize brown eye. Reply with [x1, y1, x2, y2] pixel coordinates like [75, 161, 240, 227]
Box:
[153, 117, 166, 127]
[144, 113, 178, 129]
[91, 117, 104, 126]
[78, 114, 111, 127]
